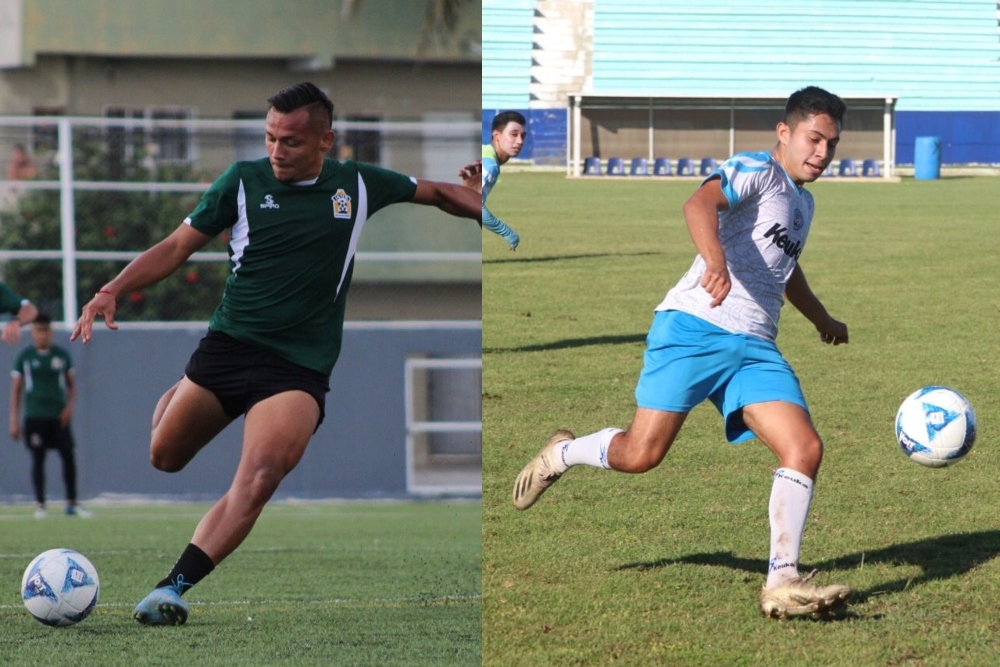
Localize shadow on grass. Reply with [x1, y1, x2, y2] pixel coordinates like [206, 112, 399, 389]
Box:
[484, 333, 647, 354]
[483, 251, 660, 265]
[615, 530, 1000, 605]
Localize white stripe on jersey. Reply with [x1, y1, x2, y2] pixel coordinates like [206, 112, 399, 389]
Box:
[229, 180, 251, 273]
[334, 172, 369, 299]
[182, 179, 251, 275]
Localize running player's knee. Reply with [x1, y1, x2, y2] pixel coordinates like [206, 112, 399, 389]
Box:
[242, 467, 283, 507]
[149, 437, 186, 473]
[610, 432, 668, 473]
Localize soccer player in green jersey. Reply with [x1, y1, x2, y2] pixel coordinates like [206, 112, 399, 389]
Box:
[71, 82, 482, 625]
[10, 313, 89, 519]
[0, 281, 38, 346]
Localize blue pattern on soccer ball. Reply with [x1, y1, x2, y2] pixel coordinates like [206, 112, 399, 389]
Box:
[62, 557, 97, 594]
[920, 401, 960, 442]
[22, 566, 58, 603]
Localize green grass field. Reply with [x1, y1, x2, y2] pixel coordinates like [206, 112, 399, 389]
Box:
[483, 173, 1000, 666]
[0, 501, 481, 666]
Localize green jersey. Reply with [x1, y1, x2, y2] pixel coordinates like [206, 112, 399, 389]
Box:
[12, 345, 73, 419]
[186, 158, 418, 375]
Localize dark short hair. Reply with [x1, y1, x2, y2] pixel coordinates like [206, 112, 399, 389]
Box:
[33, 312, 51, 326]
[784, 86, 847, 127]
[268, 82, 334, 129]
[492, 111, 527, 134]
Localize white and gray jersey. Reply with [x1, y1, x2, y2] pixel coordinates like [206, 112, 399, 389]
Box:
[657, 151, 815, 341]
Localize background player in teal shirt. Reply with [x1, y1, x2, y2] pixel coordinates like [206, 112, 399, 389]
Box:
[482, 110, 526, 250]
[72, 82, 482, 626]
[10, 313, 89, 519]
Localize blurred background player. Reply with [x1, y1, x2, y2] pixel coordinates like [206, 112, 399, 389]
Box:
[10, 313, 90, 519]
[482, 111, 525, 250]
[0, 281, 38, 346]
[72, 81, 482, 626]
[512, 86, 853, 620]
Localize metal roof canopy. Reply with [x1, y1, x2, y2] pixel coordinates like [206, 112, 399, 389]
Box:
[567, 93, 897, 179]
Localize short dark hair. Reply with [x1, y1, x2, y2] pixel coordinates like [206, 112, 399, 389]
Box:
[33, 312, 51, 326]
[784, 86, 847, 128]
[268, 82, 334, 130]
[492, 111, 526, 134]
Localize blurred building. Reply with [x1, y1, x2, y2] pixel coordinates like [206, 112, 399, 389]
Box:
[0, 0, 483, 320]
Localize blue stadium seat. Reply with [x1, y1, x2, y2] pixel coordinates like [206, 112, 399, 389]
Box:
[583, 156, 601, 176]
[653, 157, 672, 176]
[862, 159, 881, 177]
[630, 157, 649, 176]
[838, 158, 857, 177]
[699, 157, 718, 176]
[606, 157, 625, 176]
[823, 163, 835, 177]
[676, 158, 695, 176]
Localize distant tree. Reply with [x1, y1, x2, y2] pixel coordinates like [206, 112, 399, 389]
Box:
[0, 139, 231, 322]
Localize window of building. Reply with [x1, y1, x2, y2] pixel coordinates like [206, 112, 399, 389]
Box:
[336, 115, 381, 164]
[103, 106, 195, 178]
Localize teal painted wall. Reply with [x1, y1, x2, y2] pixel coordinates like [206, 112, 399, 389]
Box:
[482, 0, 534, 109]
[591, 0, 1000, 112]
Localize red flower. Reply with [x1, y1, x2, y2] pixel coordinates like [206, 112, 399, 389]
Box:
[186, 270, 199, 284]
[129, 291, 143, 304]
[104, 226, 116, 238]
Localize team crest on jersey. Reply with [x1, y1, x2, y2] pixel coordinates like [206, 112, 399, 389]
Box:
[792, 208, 804, 231]
[260, 194, 280, 209]
[332, 189, 352, 219]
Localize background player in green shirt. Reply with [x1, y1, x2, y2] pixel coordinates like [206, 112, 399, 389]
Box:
[72, 82, 482, 626]
[0, 281, 38, 346]
[10, 313, 89, 519]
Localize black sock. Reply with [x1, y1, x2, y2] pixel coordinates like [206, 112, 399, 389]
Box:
[156, 543, 215, 595]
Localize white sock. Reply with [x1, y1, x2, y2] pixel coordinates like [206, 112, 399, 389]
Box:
[765, 467, 814, 589]
[555, 428, 621, 471]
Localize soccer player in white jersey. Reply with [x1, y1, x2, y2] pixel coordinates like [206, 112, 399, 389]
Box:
[513, 86, 852, 619]
[481, 111, 525, 250]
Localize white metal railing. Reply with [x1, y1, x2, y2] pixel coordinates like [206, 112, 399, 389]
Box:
[0, 115, 481, 324]
[403, 357, 482, 496]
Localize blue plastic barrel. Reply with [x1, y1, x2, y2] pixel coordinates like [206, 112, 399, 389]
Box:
[914, 136, 941, 180]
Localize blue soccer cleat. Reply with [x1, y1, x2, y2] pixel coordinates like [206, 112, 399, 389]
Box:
[133, 578, 191, 625]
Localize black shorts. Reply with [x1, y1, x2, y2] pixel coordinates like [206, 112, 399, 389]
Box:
[184, 330, 330, 427]
[24, 417, 74, 452]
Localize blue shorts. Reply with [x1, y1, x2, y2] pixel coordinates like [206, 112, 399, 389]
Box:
[634, 310, 808, 443]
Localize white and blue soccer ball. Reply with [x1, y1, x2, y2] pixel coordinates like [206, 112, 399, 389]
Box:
[22, 548, 100, 626]
[895, 386, 977, 468]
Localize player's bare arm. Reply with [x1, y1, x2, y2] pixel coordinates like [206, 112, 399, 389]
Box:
[72, 224, 213, 343]
[9, 374, 22, 439]
[682, 177, 731, 307]
[411, 179, 482, 222]
[1, 302, 38, 345]
[785, 263, 848, 345]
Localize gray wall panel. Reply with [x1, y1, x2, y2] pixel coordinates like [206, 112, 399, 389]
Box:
[0, 324, 480, 502]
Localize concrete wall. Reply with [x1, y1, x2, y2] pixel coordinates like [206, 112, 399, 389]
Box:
[0, 323, 481, 502]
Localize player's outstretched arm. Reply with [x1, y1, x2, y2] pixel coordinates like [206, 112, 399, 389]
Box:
[411, 179, 482, 223]
[785, 264, 848, 345]
[72, 224, 213, 344]
[482, 204, 519, 250]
